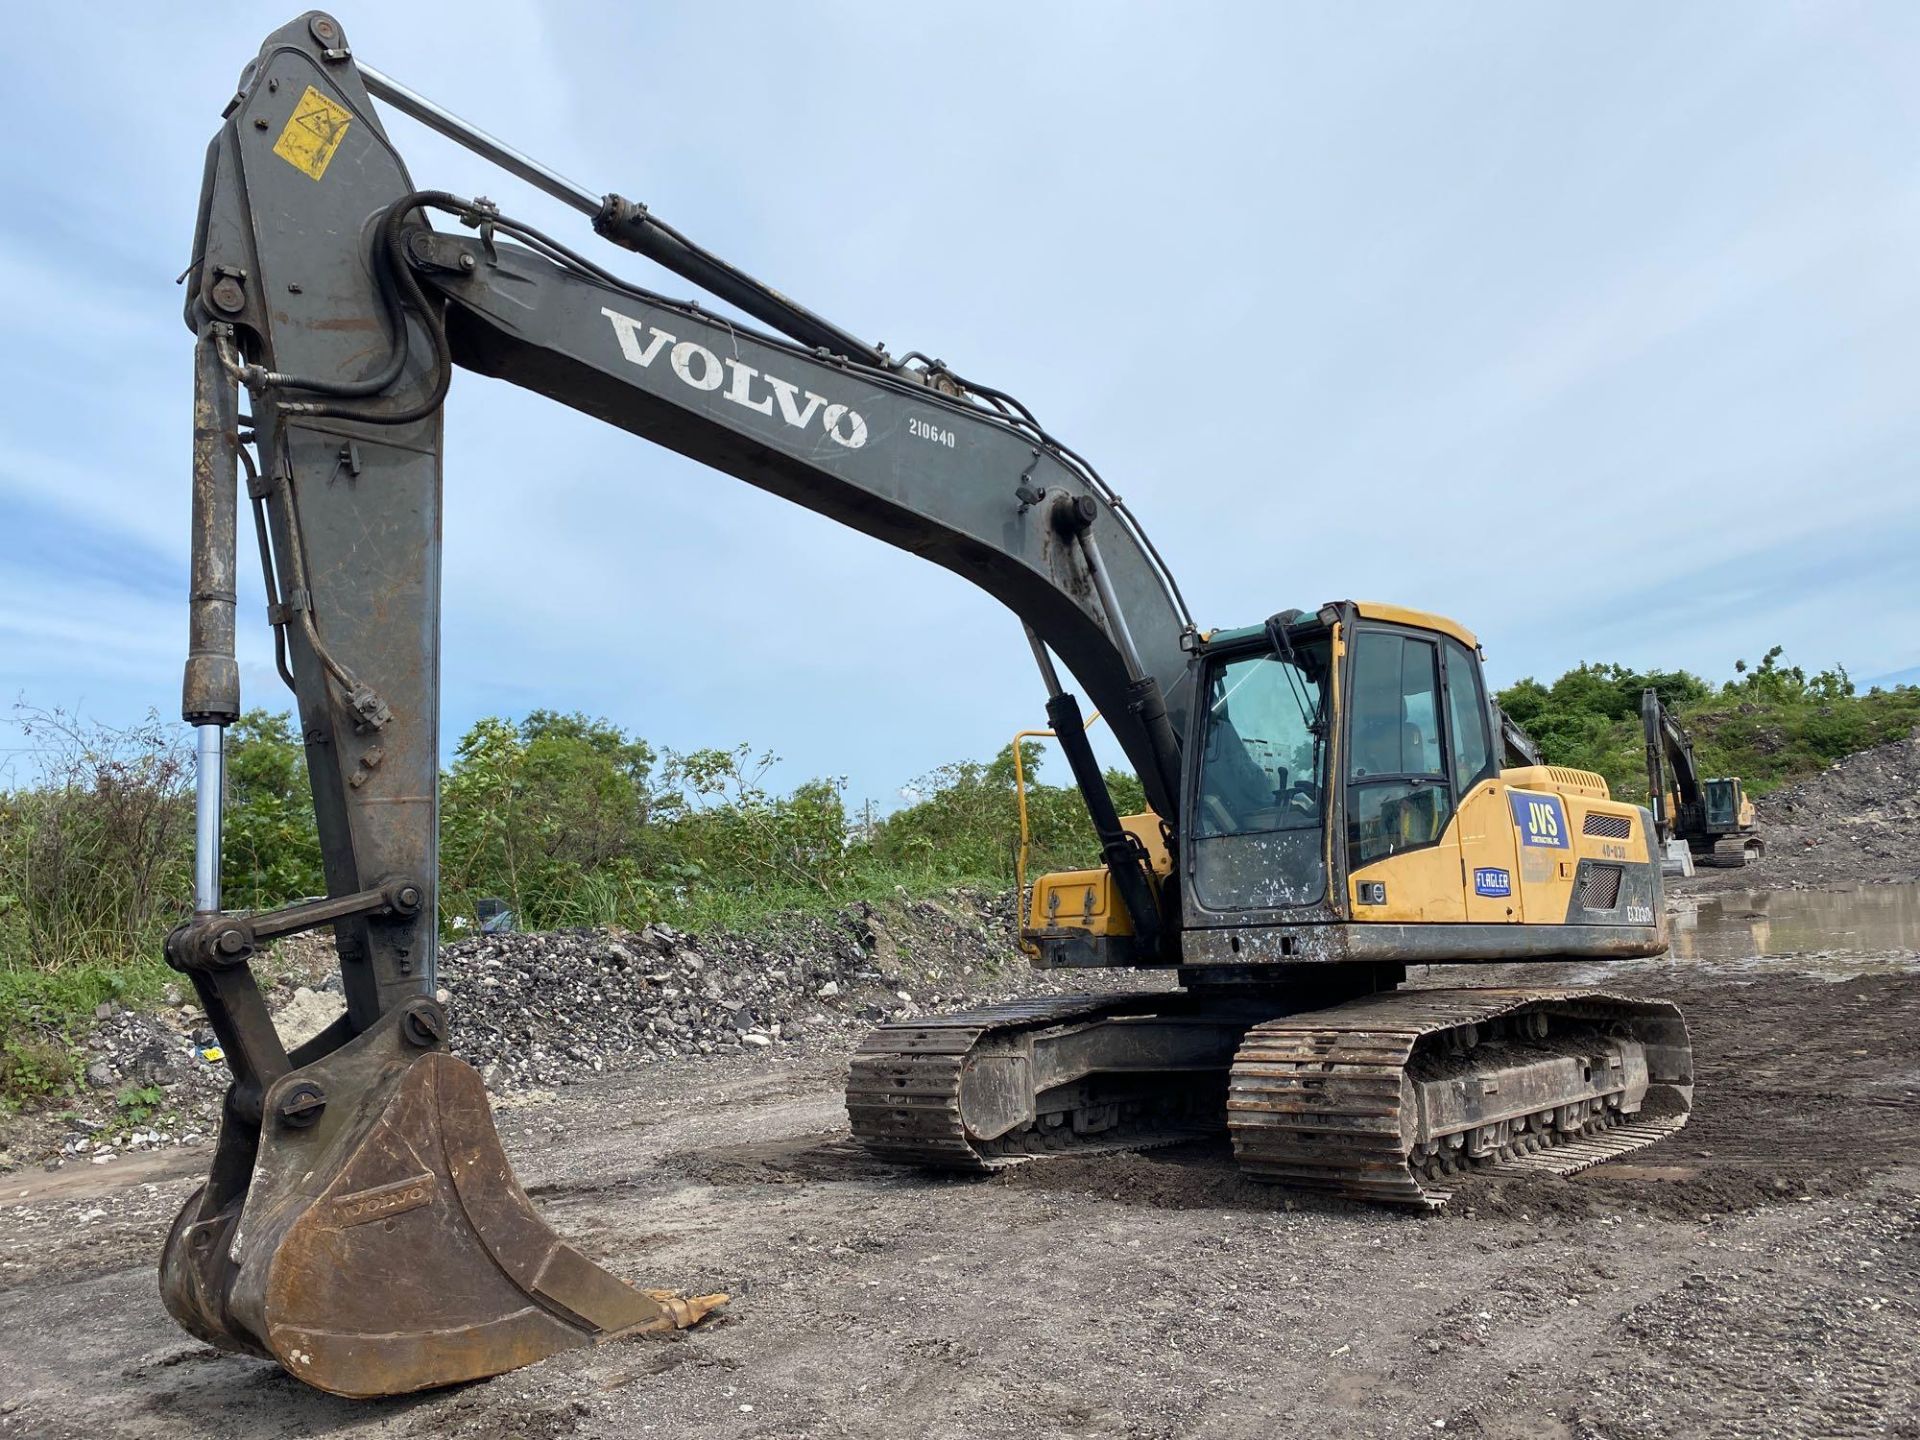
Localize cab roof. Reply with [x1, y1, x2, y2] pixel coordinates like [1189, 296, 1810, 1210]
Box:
[1201, 601, 1479, 652]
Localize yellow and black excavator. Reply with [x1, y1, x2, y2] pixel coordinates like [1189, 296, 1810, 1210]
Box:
[1642, 688, 1764, 873]
[163, 14, 1693, 1398]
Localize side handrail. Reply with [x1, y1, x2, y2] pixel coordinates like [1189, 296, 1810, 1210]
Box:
[1012, 711, 1102, 954]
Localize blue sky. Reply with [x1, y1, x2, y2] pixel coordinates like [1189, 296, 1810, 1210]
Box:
[2, 4, 1915, 803]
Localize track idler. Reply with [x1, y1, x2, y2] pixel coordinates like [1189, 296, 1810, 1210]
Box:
[159, 1001, 724, 1397]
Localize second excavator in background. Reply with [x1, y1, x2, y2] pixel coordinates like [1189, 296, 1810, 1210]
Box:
[1643, 688, 1765, 873]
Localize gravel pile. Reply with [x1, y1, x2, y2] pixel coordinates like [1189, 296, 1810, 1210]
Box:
[8, 888, 1156, 1173]
[1679, 730, 1920, 893]
[439, 891, 1055, 1088]
[30, 999, 226, 1168]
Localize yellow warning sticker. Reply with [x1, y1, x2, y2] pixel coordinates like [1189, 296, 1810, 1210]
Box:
[272, 85, 353, 180]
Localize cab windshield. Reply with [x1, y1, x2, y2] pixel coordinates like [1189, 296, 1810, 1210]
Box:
[1190, 638, 1330, 911]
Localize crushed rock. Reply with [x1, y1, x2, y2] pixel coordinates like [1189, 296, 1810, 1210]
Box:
[1676, 730, 1920, 893]
[273, 986, 346, 1050]
[4, 888, 1160, 1174]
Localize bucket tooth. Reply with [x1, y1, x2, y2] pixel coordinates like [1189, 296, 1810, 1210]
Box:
[159, 1005, 724, 1398]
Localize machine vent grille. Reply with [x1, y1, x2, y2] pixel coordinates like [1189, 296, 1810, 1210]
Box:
[1577, 865, 1624, 910]
[1544, 766, 1610, 798]
[1582, 813, 1633, 840]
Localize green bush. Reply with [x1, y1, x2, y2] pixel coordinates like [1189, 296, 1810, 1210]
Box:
[114, 1084, 167, 1125]
[0, 707, 193, 975]
[439, 712, 668, 931]
[1497, 649, 1919, 800]
[223, 710, 325, 910]
[870, 741, 1134, 883]
[0, 1029, 80, 1102]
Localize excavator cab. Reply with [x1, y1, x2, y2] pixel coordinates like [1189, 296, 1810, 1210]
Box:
[1700, 777, 1750, 833]
[1027, 601, 1667, 971]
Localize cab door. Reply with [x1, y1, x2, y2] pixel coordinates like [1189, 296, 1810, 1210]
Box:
[1343, 627, 1466, 922]
[1439, 638, 1522, 922]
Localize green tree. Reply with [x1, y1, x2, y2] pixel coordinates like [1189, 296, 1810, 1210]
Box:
[1499, 647, 1913, 800]
[222, 710, 324, 910]
[656, 745, 853, 896]
[871, 741, 1127, 882]
[439, 712, 664, 930]
[1726, 646, 1853, 704]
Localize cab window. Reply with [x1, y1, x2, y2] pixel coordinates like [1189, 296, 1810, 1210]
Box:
[1346, 631, 1453, 870]
[1189, 640, 1330, 910]
[1442, 638, 1494, 792]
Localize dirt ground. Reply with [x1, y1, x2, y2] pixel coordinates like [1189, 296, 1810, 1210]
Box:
[4, 927, 1918, 1439]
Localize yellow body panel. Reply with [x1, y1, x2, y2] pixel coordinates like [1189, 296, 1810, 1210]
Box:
[1349, 602, 1478, 651]
[1027, 813, 1169, 940]
[1350, 835, 1466, 922]
[1455, 776, 1521, 922]
[1350, 773, 1649, 927]
[1501, 764, 1610, 800]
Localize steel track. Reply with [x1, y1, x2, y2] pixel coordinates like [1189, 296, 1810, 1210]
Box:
[847, 985, 1692, 1207]
[846, 992, 1222, 1170]
[1228, 986, 1692, 1208]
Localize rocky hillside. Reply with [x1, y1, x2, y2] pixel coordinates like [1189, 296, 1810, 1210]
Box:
[1679, 731, 1920, 892]
[2, 888, 1159, 1174]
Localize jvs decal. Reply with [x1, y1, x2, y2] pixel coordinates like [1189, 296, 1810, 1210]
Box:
[1507, 791, 1570, 849]
[1473, 867, 1511, 897]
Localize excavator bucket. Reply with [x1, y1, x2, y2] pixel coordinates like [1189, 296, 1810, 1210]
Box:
[159, 1005, 724, 1398]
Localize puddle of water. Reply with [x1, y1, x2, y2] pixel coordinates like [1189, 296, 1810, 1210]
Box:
[1667, 882, 1920, 977]
[1486, 882, 1920, 986]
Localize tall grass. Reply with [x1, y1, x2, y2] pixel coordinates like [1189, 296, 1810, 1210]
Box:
[0, 709, 191, 1097]
[0, 708, 193, 972]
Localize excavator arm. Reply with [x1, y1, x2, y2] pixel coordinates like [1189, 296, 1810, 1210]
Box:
[1641, 687, 1761, 868]
[164, 12, 1192, 1394]
[1641, 687, 1703, 845]
[1496, 703, 1544, 768]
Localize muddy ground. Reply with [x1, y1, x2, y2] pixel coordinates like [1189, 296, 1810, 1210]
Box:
[4, 940, 1917, 1439]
